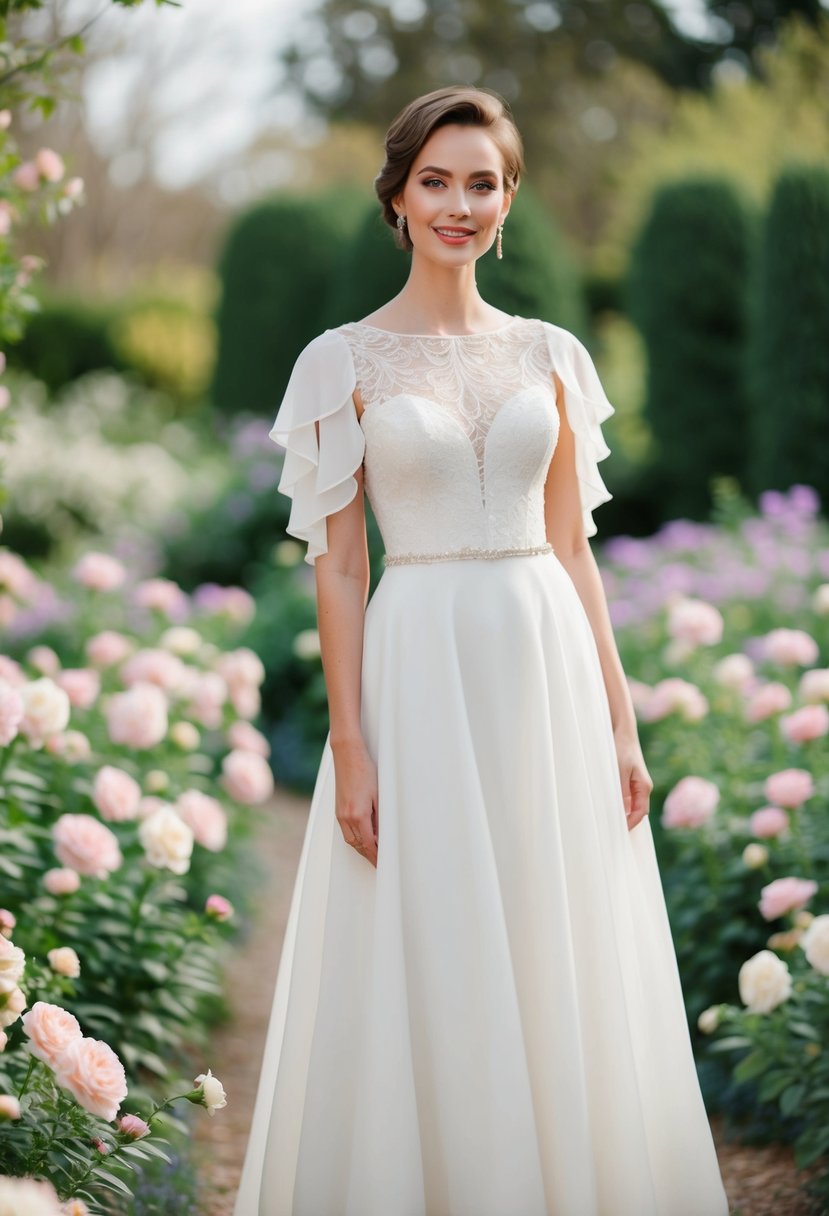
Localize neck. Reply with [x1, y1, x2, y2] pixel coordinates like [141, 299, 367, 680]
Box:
[391, 254, 490, 332]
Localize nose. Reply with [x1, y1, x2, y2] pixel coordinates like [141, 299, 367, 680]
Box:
[446, 187, 471, 218]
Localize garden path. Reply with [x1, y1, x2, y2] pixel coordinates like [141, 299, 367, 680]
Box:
[192, 789, 820, 1216]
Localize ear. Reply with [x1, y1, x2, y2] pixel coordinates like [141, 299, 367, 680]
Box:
[391, 191, 405, 217]
[500, 186, 515, 225]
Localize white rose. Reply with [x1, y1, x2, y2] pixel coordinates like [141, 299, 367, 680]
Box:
[194, 1067, 227, 1115]
[738, 949, 792, 1014]
[813, 584, 829, 616]
[138, 805, 194, 876]
[0, 985, 27, 1027]
[713, 653, 754, 690]
[801, 914, 829, 976]
[170, 721, 200, 751]
[697, 1006, 723, 1034]
[19, 678, 71, 746]
[47, 946, 81, 978]
[293, 629, 321, 660]
[0, 937, 25, 994]
[160, 626, 203, 656]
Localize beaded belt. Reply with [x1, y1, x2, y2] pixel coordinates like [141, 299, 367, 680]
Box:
[383, 542, 554, 567]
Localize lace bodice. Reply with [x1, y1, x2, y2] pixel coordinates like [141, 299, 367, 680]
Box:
[269, 316, 615, 566]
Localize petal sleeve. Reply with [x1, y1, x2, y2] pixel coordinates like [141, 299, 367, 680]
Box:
[542, 320, 615, 539]
[269, 329, 365, 565]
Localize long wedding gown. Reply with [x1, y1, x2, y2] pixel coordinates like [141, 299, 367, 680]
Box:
[233, 316, 730, 1216]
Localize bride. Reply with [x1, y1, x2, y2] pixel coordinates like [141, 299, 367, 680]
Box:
[233, 84, 731, 1215]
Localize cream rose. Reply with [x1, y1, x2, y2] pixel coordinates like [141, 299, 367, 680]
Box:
[22, 1000, 82, 1067]
[138, 805, 194, 875]
[0, 936, 25, 994]
[48, 947, 81, 979]
[0, 985, 27, 1028]
[0, 1176, 62, 1215]
[738, 950, 792, 1014]
[800, 914, 829, 976]
[194, 1067, 227, 1115]
[19, 677, 71, 747]
[53, 1035, 128, 1121]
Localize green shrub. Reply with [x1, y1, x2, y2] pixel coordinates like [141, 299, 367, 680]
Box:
[747, 164, 829, 508]
[210, 188, 368, 416]
[5, 297, 124, 391]
[627, 177, 754, 520]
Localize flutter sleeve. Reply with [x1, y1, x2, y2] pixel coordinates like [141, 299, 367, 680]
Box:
[542, 320, 615, 539]
[269, 329, 365, 565]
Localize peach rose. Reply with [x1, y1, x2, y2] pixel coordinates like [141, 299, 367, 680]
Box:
[26, 645, 61, 676]
[138, 805, 194, 875]
[661, 775, 720, 829]
[43, 867, 81, 896]
[92, 765, 142, 823]
[221, 749, 274, 805]
[53, 1035, 128, 1121]
[227, 720, 270, 757]
[0, 985, 27, 1028]
[0, 1176, 62, 1215]
[759, 876, 818, 921]
[22, 1000, 82, 1066]
[160, 626, 202, 656]
[712, 653, 754, 690]
[53, 814, 122, 878]
[105, 682, 168, 749]
[0, 1093, 20, 1118]
[780, 704, 829, 744]
[0, 677, 24, 746]
[35, 147, 65, 181]
[19, 678, 71, 747]
[738, 950, 792, 1013]
[745, 681, 793, 722]
[44, 730, 92, 764]
[642, 678, 708, 723]
[0, 936, 25, 993]
[799, 668, 829, 704]
[48, 947, 81, 979]
[176, 789, 228, 852]
[85, 630, 134, 667]
[72, 552, 126, 592]
[749, 806, 789, 839]
[764, 768, 815, 808]
[762, 628, 819, 667]
[55, 668, 100, 710]
[0, 909, 15, 937]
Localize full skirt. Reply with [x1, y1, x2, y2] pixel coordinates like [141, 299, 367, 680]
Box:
[233, 551, 730, 1216]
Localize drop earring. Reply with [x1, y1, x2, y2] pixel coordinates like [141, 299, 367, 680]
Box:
[397, 214, 407, 231]
[496, 223, 504, 260]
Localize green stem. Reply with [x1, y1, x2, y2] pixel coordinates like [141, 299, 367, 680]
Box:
[16, 1054, 36, 1101]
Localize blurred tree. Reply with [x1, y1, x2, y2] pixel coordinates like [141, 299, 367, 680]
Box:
[210, 188, 366, 415]
[747, 164, 829, 507]
[627, 177, 754, 521]
[704, 0, 825, 72]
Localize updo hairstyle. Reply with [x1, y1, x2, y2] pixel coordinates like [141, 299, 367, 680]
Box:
[374, 85, 524, 253]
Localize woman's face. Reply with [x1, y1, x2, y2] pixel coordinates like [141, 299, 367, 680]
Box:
[393, 123, 513, 265]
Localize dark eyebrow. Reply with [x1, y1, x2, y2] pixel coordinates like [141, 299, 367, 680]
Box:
[416, 165, 499, 180]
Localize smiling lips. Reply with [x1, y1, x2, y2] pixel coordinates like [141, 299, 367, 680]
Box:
[433, 226, 478, 243]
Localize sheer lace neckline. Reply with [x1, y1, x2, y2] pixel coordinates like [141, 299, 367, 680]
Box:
[349, 316, 521, 339]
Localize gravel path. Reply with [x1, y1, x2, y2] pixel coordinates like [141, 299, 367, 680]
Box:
[192, 790, 821, 1216]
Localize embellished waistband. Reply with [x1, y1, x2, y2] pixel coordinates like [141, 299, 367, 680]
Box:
[382, 542, 554, 567]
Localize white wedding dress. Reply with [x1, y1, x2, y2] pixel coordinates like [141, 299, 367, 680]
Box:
[233, 316, 730, 1216]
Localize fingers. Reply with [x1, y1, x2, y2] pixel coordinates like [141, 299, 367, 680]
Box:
[622, 765, 653, 832]
[339, 809, 378, 868]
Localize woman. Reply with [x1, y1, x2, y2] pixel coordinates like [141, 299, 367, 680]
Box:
[234, 85, 730, 1216]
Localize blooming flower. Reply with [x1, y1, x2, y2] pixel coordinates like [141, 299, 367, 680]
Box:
[48, 947, 81, 979]
[0, 1176, 62, 1215]
[19, 678, 71, 747]
[138, 805, 194, 875]
[43, 868, 81, 896]
[762, 628, 819, 668]
[191, 1068, 227, 1116]
[92, 765, 142, 823]
[205, 894, 234, 922]
[105, 682, 168, 749]
[744, 681, 792, 722]
[642, 678, 708, 723]
[53, 814, 122, 879]
[800, 915, 829, 976]
[221, 749, 274, 805]
[661, 776, 720, 830]
[118, 1112, 151, 1139]
[227, 720, 270, 757]
[759, 876, 818, 921]
[72, 552, 126, 592]
[0, 936, 25, 994]
[0, 1093, 21, 1118]
[22, 1001, 82, 1067]
[738, 949, 792, 1013]
[0, 677, 24, 745]
[764, 768, 815, 808]
[779, 704, 829, 744]
[53, 1035, 128, 1121]
[667, 597, 724, 648]
[748, 806, 789, 839]
[176, 789, 228, 852]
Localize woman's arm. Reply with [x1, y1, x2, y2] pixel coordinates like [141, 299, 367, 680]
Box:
[312, 413, 379, 865]
[543, 372, 653, 831]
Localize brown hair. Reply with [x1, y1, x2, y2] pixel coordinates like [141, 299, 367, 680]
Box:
[374, 85, 524, 253]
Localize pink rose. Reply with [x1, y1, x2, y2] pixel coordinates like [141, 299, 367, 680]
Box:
[176, 789, 228, 852]
[221, 749, 274, 805]
[35, 147, 65, 181]
[0, 549, 38, 600]
[780, 704, 829, 744]
[0, 909, 15, 937]
[215, 647, 265, 691]
[0, 678, 24, 746]
[53, 814, 122, 878]
[44, 730, 91, 764]
[56, 668, 101, 710]
[118, 1113, 150, 1139]
[120, 648, 188, 695]
[184, 671, 228, 729]
[12, 160, 39, 190]
[0, 1094, 20, 1119]
[0, 656, 25, 686]
[22, 1000, 82, 1067]
[667, 597, 724, 648]
[759, 876, 818, 921]
[43, 867, 81, 896]
[85, 630, 134, 667]
[745, 681, 793, 722]
[713, 653, 754, 690]
[105, 682, 168, 749]
[661, 775, 720, 830]
[227, 720, 270, 757]
[72, 552, 126, 592]
[764, 768, 815, 808]
[53, 1035, 128, 1121]
[641, 678, 708, 723]
[26, 644, 61, 675]
[92, 765, 142, 822]
[205, 894, 234, 921]
[749, 806, 790, 839]
[48, 947, 81, 978]
[763, 628, 819, 668]
[133, 577, 189, 619]
[799, 668, 829, 704]
[229, 684, 261, 720]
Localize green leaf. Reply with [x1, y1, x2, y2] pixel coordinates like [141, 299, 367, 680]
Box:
[780, 1083, 806, 1116]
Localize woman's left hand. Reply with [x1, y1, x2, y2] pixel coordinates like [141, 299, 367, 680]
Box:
[614, 728, 654, 831]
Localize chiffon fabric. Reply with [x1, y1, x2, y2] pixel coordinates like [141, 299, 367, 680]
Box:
[233, 317, 730, 1216]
